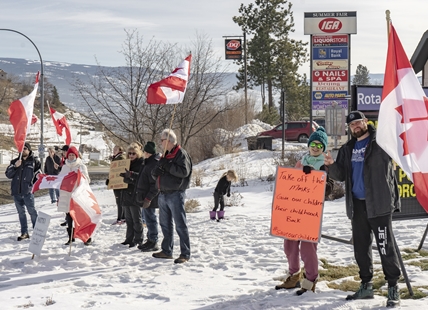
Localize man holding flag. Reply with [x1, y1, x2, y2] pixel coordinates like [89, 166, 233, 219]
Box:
[5, 142, 41, 241]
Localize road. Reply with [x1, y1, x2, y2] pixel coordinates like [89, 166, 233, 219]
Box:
[0, 164, 109, 182]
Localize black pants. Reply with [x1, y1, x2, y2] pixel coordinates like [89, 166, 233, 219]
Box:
[113, 189, 124, 221]
[66, 212, 73, 240]
[212, 192, 225, 212]
[123, 205, 143, 244]
[352, 199, 401, 286]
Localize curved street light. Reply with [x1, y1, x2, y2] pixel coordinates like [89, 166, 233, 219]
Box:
[0, 28, 45, 165]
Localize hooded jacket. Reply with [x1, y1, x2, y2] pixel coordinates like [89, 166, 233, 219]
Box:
[327, 125, 401, 219]
[5, 151, 41, 196]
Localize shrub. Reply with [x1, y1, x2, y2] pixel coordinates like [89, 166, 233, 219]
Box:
[185, 199, 201, 213]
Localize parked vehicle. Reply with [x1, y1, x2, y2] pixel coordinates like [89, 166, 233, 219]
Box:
[257, 121, 318, 143]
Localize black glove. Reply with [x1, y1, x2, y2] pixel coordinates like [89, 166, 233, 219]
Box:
[119, 168, 132, 179]
[142, 199, 151, 209]
[154, 165, 165, 176]
[105, 179, 109, 186]
[303, 165, 313, 174]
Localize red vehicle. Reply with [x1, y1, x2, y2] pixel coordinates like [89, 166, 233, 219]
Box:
[257, 121, 318, 143]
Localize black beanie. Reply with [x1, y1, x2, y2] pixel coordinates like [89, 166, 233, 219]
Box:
[24, 142, 32, 151]
[144, 141, 156, 154]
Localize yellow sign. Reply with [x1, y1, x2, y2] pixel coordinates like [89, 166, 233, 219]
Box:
[270, 167, 327, 243]
[107, 159, 130, 190]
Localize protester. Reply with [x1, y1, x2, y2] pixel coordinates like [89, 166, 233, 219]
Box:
[119, 144, 144, 248]
[151, 129, 192, 264]
[60, 145, 69, 166]
[44, 146, 62, 203]
[135, 141, 160, 252]
[275, 127, 334, 295]
[5, 142, 41, 241]
[57, 146, 91, 246]
[210, 170, 238, 221]
[106, 145, 126, 225]
[324, 111, 401, 307]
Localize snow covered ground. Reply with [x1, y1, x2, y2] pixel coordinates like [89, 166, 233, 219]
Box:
[1, 149, 428, 309]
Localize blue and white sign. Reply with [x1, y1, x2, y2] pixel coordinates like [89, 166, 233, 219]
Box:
[313, 47, 348, 60]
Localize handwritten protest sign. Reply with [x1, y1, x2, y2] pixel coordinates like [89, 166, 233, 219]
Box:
[107, 159, 130, 190]
[28, 211, 51, 256]
[270, 166, 327, 243]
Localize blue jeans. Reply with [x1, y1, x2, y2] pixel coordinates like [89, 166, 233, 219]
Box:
[49, 188, 60, 203]
[143, 207, 158, 242]
[158, 191, 190, 258]
[13, 193, 38, 234]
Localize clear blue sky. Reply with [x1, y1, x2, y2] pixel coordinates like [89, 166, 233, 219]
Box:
[1, 0, 427, 75]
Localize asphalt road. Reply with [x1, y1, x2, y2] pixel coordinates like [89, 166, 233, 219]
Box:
[0, 164, 109, 181]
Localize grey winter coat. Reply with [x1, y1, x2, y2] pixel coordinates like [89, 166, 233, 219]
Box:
[327, 125, 401, 219]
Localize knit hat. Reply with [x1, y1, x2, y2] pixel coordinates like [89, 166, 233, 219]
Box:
[66, 146, 79, 158]
[61, 145, 69, 151]
[24, 142, 32, 151]
[308, 127, 328, 151]
[144, 141, 156, 154]
[346, 111, 366, 125]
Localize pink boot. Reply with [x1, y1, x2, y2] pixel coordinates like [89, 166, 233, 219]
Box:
[209, 211, 216, 220]
[217, 211, 225, 220]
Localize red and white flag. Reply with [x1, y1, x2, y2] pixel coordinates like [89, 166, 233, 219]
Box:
[32, 173, 66, 193]
[31, 114, 38, 125]
[69, 170, 102, 242]
[377, 23, 428, 212]
[147, 54, 192, 104]
[7, 72, 40, 152]
[49, 107, 71, 145]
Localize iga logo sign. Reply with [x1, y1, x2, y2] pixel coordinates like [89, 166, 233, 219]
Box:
[226, 40, 241, 50]
[319, 18, 342, 33]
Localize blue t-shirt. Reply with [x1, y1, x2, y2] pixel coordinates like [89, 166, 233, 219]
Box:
[351, 136, 369, 199]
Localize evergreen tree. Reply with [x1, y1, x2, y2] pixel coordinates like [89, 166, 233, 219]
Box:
[233, 0, 307, 109]
[352, 64, 371, 85]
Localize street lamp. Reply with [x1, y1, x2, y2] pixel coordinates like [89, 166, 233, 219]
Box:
[0, 29, 45, 166]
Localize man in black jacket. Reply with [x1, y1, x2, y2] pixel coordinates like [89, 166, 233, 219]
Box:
[5, 142, 41, 241]
[151, 129, 192, 264]
[324, 111, 401, 307]
[44, 146, 61, 203]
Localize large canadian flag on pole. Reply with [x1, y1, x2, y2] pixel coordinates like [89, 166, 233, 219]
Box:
[69, 169, 102, 242]
[49, 107, 71, 145]
[377, 22, 428, 212]
[7, 72, 40, 152]
[147, 54, 191, 104]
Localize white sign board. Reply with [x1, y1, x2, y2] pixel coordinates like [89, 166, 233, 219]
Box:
[28, 211, 51, 256]
[304, 12, 357, 35]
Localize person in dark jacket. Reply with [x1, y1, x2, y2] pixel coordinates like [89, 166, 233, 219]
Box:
[151, 129, 192, 264]
[119, 144, 144, 248]
[324, 111, 401, 307]
[5, 142, 41, 241]
[210, 169, 238, 220]
[44, 146, 62, 203]
[135, 141, 160, 252]
[106, 145, 126, 225]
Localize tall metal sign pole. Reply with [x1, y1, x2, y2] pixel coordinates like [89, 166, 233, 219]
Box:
[0, 29, 45, 166]
[223, 34, 248, 124]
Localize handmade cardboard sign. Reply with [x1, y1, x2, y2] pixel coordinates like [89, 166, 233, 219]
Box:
[107, 159, 130, 190]
[28, 211, 51, 256]
[270, 166, 327, 243]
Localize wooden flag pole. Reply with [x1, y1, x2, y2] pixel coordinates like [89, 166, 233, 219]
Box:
[68, 225, 74, 256]
[385, 10, 391, 38]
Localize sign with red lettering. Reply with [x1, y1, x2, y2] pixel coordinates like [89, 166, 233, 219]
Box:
[225, 39, 242, 60]
[313, 70, 348, 82]
[270, 167, 327, 243]
[304, 12, 357, 35]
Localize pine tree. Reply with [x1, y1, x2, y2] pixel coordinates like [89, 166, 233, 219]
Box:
[352, 64, 371, 85]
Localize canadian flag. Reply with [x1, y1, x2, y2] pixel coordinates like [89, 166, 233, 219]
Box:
[7, 72, 40, 152]
[69, 169, 102, 242]
[147, 54, 191, 104]
[32, 173, 66, 193]
[377, 23, 428, 212]
[49, 107, 71, 145]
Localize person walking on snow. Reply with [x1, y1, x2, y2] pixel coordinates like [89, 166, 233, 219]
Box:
[5, 142, 41, 241]
[324, 111, 401, 307]
[275, 127, 333, 295]
[209, 170, 238, 220]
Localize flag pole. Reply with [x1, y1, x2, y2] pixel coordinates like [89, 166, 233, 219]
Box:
[385, 10, 391, 37]
[68, 225, 74, 256]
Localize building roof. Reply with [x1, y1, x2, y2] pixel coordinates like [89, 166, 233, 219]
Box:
[410, 30, 428, 74]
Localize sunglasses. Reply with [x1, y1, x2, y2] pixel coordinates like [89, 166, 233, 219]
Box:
[309, 142, 323, 149]
[128, 152, 136, 156]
